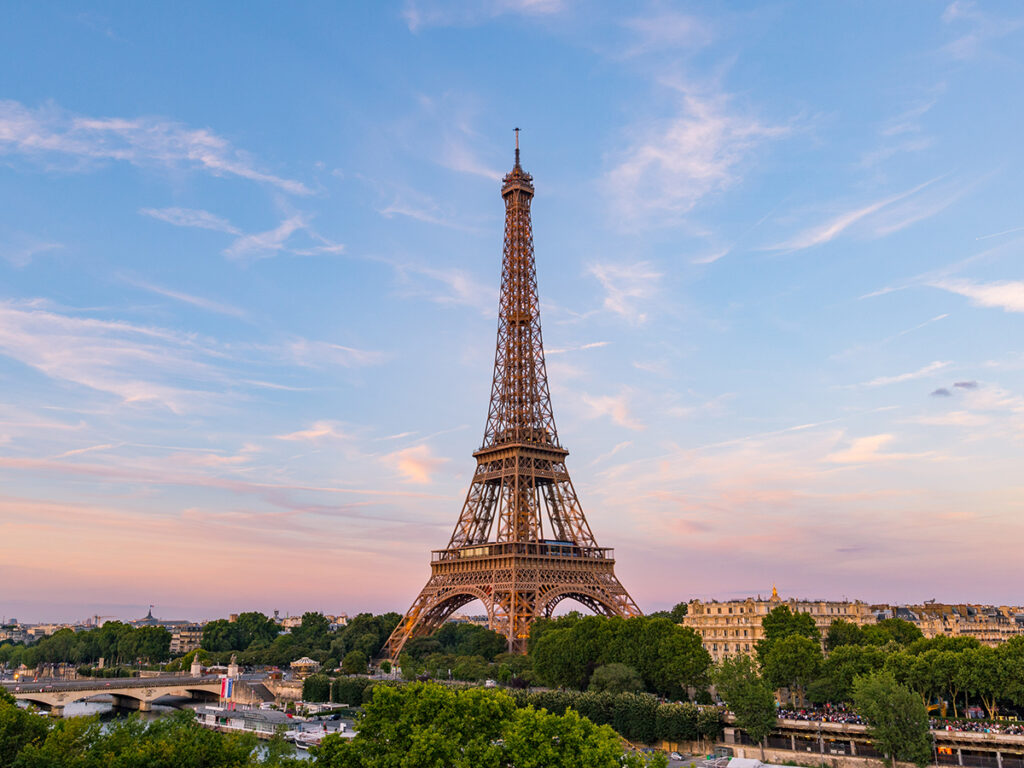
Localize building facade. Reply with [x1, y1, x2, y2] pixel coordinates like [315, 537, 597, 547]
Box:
[874, 603, 1024, 646]
[169, 624, 204, 655]
[681, 587, 876, 661]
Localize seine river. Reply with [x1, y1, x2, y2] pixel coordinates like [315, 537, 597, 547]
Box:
[28, 697, 311, 760]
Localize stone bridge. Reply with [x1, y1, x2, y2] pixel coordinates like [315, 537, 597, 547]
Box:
[2, 675, 224, 716]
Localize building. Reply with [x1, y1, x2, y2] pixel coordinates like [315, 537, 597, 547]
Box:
[873, 603, 1024, 646]
[681, 587, 876, 661]
[169, 624, 204, 655]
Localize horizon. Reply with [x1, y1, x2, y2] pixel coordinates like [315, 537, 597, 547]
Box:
[2, 2, 1024, 622]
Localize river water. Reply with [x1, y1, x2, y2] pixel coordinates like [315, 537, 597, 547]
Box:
[25, 697, 312, 760]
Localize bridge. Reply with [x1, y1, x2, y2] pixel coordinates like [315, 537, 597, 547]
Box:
[2, 675, 225, 716]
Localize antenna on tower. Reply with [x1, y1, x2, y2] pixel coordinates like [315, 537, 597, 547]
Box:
[514, 127, 520, 166]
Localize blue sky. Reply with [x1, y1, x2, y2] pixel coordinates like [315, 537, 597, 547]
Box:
[2, 1, 1023, 623]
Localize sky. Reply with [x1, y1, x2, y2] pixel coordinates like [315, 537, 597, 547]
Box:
[1, 1, 1023, 624]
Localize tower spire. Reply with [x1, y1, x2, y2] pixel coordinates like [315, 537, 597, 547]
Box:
[514, 127, 520, 167]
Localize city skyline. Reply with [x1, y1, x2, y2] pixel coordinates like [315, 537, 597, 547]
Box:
[2, 2, 1024, 623]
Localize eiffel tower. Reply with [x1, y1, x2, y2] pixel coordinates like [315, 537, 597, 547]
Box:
[384, 131, 640, 657]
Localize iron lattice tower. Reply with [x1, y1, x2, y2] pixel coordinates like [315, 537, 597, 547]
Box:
[384, 133, 640, 657]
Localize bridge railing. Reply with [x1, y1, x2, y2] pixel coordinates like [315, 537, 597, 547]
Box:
[3, 675, 221, 695]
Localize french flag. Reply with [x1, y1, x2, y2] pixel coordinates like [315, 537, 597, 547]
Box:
[220, 677, 233, 699]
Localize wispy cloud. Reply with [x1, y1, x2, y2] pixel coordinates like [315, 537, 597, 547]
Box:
[765, 178, 939, 252]
[0, 99, 310, 194]
[606, 85, 790, 226]
[224, 215, 309, 260]
[941, 1, 1023, 60]
[861, 360, 951, 388]
[1, 235, 63, 268]
[588, 262, 661, 324]
[286, 338, 387, 369]
[124, 277, 247, 319]
[140, 207, 241, 235]
[931, 279, 1024, 313]
[619, 11, 712, 58]
[546, 341, 609, 355]
[824, 433, 935, 464]
[403, 0, 564, 32]
[141, 207, 344, 261]
[393, 262, 496, 315]
[0, 300, 221, 412]
[581, 390, 645, 430]
[382, 444, 448, 484]
[0, 301, 384, 413]
[276, 421, 350, 441]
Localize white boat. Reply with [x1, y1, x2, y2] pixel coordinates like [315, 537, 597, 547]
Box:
[294, 732, 323, 750]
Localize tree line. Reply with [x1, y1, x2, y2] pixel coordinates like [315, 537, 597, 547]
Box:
[0, 623, 170, 670]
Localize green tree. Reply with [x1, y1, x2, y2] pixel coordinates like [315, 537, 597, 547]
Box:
[134, 626, 171, 663]
[825, 619, 865, 650]
[503, 705, 648, 768]
[809, 644, 887, 704]
[293, 612, 331, 649]
[756, 605, 819, 661]
[0, 689, 48, 765]
[235, 612, 278, 649]
[589, 663, 645, 695]
[713, 654, 776, 760]
[378, 660, 391, 675]
[201, 619, 244, 653]
[313, 683, 650, 767]
[303, 673, 331, 702]
[874, 618, 924, 646]
[762, 634, 821, 705]
[341, 649, 369, 676]
[852, 670, 932, 768]
[962, 646, 1005, 719]
[648, 602, 689, 623]
[433, 623, 507, 660]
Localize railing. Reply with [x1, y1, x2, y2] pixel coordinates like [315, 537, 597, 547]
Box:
[2, 675, 220, 695]
[433, 542, 613, 562]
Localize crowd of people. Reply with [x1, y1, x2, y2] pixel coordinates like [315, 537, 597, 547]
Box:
[776, 707, 1024, 735]
[778, 707, 864, 724]
[933, 719, 1024, 736]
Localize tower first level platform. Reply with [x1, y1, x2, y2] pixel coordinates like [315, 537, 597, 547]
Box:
[384, 542, 637, 657]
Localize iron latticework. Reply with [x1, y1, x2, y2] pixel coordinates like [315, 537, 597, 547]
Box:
[384, 134, 640, 657]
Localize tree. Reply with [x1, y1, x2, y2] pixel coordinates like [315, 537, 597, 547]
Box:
[762, 634, 821, 706]
[378, 660, 391, 675]
[809, 644, 887, 704]
[292, 612, 331, 649]
[0, 689, 48, 765]
[756, 605, 819, 661]
[874, 618, 924, 646]
[963, 646, 1005, 719]
[589, 663, 645, 695]
[433, 623, 507, 661]
[503, 705, 651, 768]
[648, 602, 689, 623]
[311, 681, 648, 768]
[201, 620, 244, 653]
[825, 620, 865, 651]
[134, 626, 171, 663]
[341, 649, 369, 676]
[235, 612, 278, 649]
[303, 673, 331, 702]
[713, 654, 776, 761]
[530, 615, 711, 697]
[852, 670, 932, 768]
